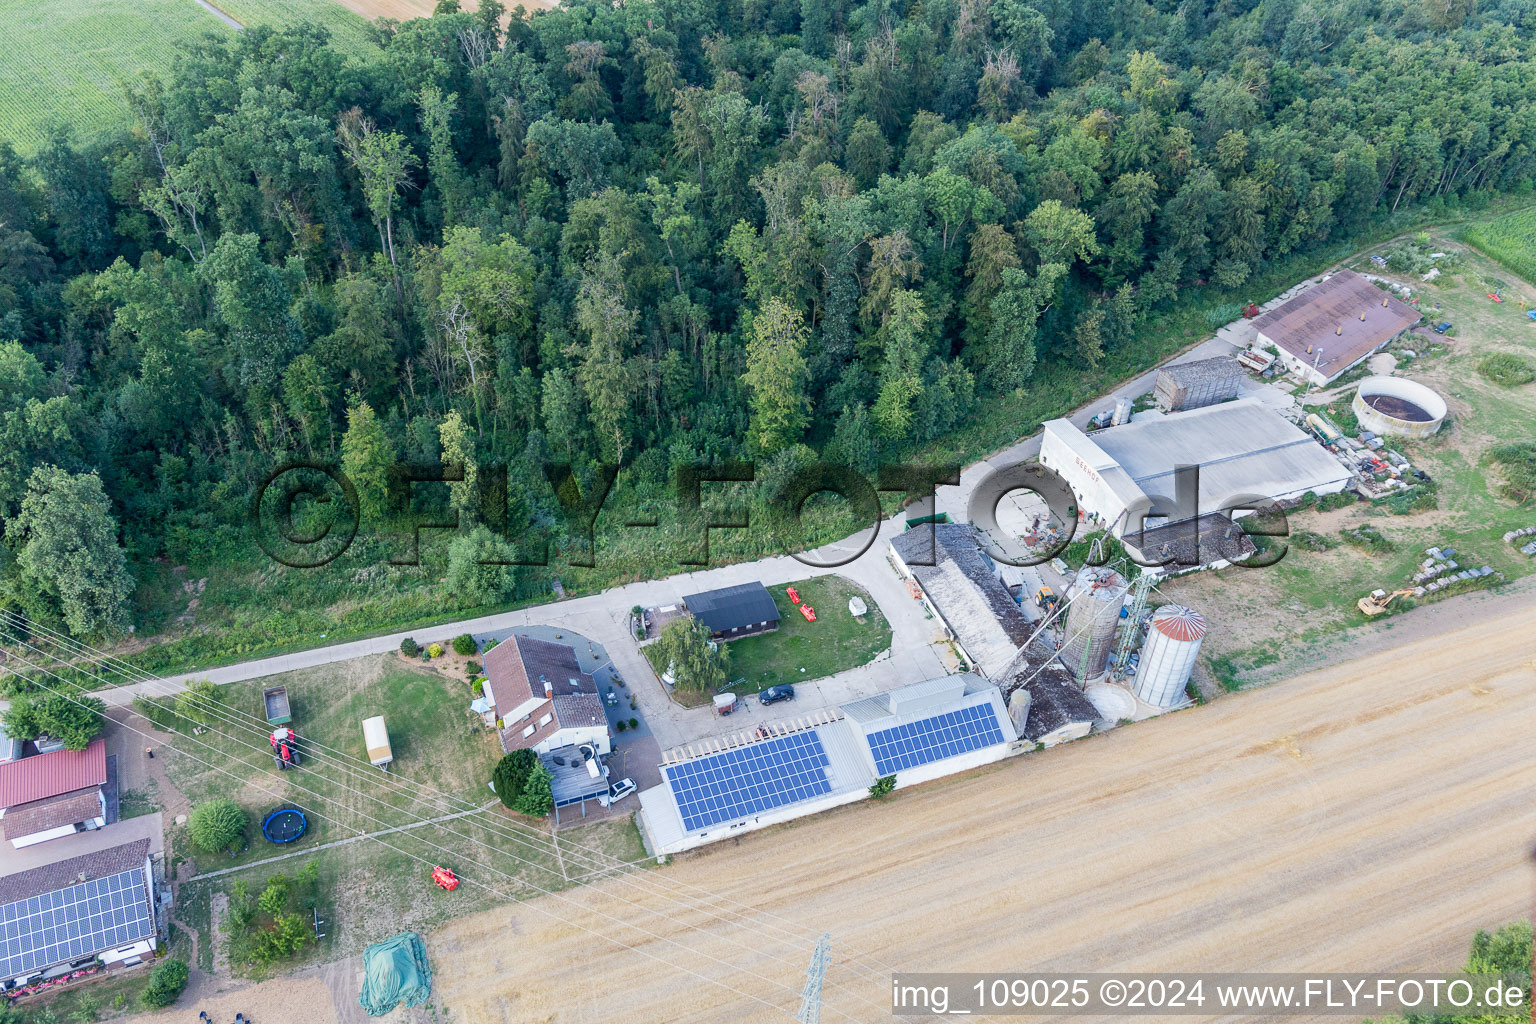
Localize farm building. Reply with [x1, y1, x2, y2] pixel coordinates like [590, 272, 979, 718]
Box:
[991, 639, 1101, 747]
[0, 739, 109, 849]
[1251, 270, 1421, 386]
[636, 675, 1018, 855]
[1153, 356, 1243, 411]
[1039, 399, 1350, 570]
[482, 637, 610, 757]
[0, 838, 157, 991]
[888, 523, 1033, 677]
[680, 582, 780, 640]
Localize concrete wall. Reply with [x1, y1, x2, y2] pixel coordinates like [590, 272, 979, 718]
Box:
[892, 741, 1016, 790]
[646, 786, 871, 856]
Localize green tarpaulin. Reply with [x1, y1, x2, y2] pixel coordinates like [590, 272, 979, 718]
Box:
[359, 932, 433, 1016]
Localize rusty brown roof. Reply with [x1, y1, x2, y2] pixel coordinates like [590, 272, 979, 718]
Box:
[1, 787, 103, 840]
[1252, 271, 1420, 380]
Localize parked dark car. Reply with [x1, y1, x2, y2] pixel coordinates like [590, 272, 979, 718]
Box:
[759, 685, 795, 705]
[1433, 321, 1452, 334]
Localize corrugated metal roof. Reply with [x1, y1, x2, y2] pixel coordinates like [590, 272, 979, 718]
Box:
[1252, 270, 1420, 380]
[0, 739, 107, 809]
[1150, 604, 1207, 641]
[1088, 400, 1353, 517]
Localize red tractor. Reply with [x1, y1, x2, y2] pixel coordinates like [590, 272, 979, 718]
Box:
[431, 865, 460, 891]
[269, 727, 301, 770]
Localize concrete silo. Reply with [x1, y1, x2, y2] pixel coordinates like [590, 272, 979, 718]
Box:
[1060, 567, 1126, 681]
[1133, 605, 1207, 706]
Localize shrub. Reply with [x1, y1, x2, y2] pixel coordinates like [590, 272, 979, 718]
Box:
[188, 799, 248, 855]
[513, 762, 554, 817]
[1478, 352, 1536, 387]
[1291, 530, 1337, 552]
[483, 638, 499, 652]
[1339, 525, 1395, 553]
[628, 717, 638, 730]
[399, 637, 418, 657]
[426, 642, 444, 658]
[471, 679, 484, 696]
[466, 661, 481, 676]
[1316, 490, 1358, 512]
[140, 958, 189, 1008]
[491, 750, 537, 809]
[1489, 442, 1536, 501]
[869, 776, 896, 798]
[451, 633, 477, 656]
[614, 720, 627, 732]
[1183, 679, 1205, 705]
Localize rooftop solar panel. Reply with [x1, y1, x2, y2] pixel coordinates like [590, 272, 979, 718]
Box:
[663, 731, 832, 832]
[865, 700, 1006, 776]
[0, 869, 152, 980]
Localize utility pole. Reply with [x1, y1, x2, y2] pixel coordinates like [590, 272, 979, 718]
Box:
[797, 933, 831, 1024]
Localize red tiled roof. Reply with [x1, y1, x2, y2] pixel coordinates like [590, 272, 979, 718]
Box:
[2, 787, 103, 840]
[0, 739, 107, 808]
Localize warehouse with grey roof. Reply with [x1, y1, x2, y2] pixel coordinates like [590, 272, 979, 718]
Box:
[1039, 398, 1351, 570]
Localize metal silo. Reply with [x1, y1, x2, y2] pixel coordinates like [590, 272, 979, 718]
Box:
[1060, 567, 1126, 681]
[1133, 605, 1207, 706]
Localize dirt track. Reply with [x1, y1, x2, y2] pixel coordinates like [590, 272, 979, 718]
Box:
[424, 603, 1536, 1023]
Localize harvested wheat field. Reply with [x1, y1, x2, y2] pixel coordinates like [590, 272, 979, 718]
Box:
[426, 602, 1536, 1023]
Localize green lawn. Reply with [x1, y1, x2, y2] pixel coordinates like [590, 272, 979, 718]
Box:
[0, 0, 378, 154]
[157, 654, 504, 870]
[646, 576, 892, 699]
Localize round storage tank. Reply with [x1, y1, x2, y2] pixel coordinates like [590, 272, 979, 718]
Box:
[1134, 605, 1207, 707]
[1352, 376, 1447, 438]
[1061, 567, 1126, 681]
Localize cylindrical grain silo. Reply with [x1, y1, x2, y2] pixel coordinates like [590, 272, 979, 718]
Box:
[1060, 567, 1126, 681]
[1133, 605, 1207, 706]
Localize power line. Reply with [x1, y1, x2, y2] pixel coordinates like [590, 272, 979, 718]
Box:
[0, 629, 898, 1016]
[0, 645, 873, 1022]
[0, 611, 906, 982]
[0, 614, 905, 990]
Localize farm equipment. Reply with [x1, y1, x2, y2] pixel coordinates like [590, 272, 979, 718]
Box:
[1357, 588, 1417, 617]
[269, 727, 301, 769]
[798, 603, 816, 621]
[1488, 291, 1503, 302]
[263, 686, 292, 725]
[363, 716, 393, 771]
[1034, 586, 1059, 612]
[785, 586, 801, 604]
[430, 865, 460, 891]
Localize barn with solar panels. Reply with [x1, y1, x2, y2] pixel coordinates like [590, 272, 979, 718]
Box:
[0, 838, 157, 990]
[842, 675, 1017, 787]
[636, 676, 1018, 855]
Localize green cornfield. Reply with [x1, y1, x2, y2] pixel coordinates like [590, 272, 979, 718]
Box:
[0, 0, 377, 155]
[1464, 208, 1536, 285]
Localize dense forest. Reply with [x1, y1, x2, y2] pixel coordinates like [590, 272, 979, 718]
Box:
[2, 0, 1535, 650]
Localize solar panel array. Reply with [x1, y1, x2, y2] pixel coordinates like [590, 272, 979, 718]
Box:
[664, 732, 831, 832]
[865, 701, 1006, 776]
[0, 869, 152, 979]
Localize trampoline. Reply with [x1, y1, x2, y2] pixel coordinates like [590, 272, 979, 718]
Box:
[262, 808, 309, 844]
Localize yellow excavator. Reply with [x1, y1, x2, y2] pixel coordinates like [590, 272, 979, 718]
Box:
[1357, 588, 1417, 617]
